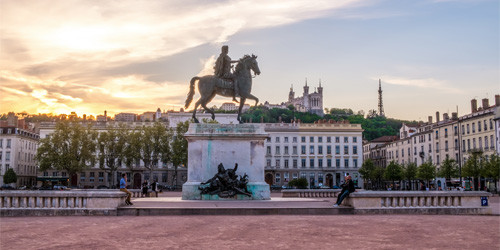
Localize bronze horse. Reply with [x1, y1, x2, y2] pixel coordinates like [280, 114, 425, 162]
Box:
[185, 55, 260, 123]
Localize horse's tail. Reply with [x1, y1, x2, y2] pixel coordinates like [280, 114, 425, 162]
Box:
[185, 76, 200, 109]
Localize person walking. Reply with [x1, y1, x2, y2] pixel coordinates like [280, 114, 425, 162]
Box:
[141, 180, 149, 197]
[120, 173, 133, 205]
[151, 179, 159, 198]
[333, 175, 355, 207]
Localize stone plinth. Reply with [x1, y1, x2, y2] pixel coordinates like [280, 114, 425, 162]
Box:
[182, 123, 270, 200]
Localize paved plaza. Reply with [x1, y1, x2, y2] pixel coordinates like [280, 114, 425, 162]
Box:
[1, 214, 499, 249]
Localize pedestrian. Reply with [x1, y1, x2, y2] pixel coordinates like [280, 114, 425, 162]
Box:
[151, 179, 159, 197]
[141, 180, 149, 197]
[120, 173, 133, 205]
[333, 175, 355, 207]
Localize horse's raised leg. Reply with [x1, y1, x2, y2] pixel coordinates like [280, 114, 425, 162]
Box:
[245, 93, 259, 106]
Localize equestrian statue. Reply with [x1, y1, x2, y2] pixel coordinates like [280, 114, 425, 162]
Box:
[184, 45, 261, 123]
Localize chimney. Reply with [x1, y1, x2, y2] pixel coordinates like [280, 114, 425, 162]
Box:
[451, 112, 458, 120]
[495, 94, 500, 106]
[104, 110, 107, 121]
[471, 99, 477, 113]
[428, 116, 433, 124]
[83, 114, 87, 121]
[482, 98, 489, 109]
[436, 111, 440, 123]
[443, 113, 449, 121]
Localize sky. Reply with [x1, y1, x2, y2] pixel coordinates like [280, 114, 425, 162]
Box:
[1, 0, 498, 121]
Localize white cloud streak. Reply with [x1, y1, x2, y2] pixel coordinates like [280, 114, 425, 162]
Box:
[373, 75, 464, 94]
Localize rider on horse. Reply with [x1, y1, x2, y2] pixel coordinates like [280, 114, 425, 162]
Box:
[214, 45, 239, 102]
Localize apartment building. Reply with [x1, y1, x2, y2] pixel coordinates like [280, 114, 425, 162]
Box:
[264, 121, 364, 188]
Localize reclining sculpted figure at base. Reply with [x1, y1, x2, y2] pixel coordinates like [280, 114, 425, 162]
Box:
[199, 163, 251, 198]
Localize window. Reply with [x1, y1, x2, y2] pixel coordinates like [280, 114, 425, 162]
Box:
[99, 172, 104, 182]
[301, 146, 306, 154]
[275, 137, 280, 143]
[266, 146, 271, 155]
[478, 121, 482, 132]
[309, 146, 314, 154]
[301, 137, 306, 143]
[318, 159, 323, 168]
[335, 137, 340, 143]
[414, 147, 417, 155]
[327, 137, 331, 143]
[284, 137, 288, 143]
[335, 146, 340, 154]
[292, 173, 298, 180]
[467, 124, 470, 134]
[353, 159, 358, 168]
[275, 173, 281, 184]
[275, 146, 280, 155]
[5, 152, 10, 162]
[162, 173, 167, 182]
[318, 146, 323, 154]
[436, 142, 439, 152]
[284, 159, 289, 168]
[490, 135, 494, 148]
[344, 146, 348, 155]
[445, 141, 449, 151]
[435, 131, 439, 139]
[344, 137, 348, 143]
[6, 139, 11, 149]
[353, 146, 357, 155]
[454, 126, 458, 136]
[266, 137, 271, 142]
[310, 159, 314, 168]
[293, 137, 297, 143]
[467, 139, 470, 150]
[275, 159, 280, 167]
[461, 125, 465, 135]
[444, 128, 448, 137]
[301, 159, 306, 168]
[478, 137, 482, 150]
[485, 136, 489, 149]
[344, 159, 349, 168]
[408, 148, 410, 156]
[327, 159, 332, 167]
[266, 159, 271, 167]
[490, 119, 493, 130]
[293, 146, 297, 155]
[90, 172, 95, 182]
[327, 145, 332, 154]
[284, 146, 289, 155]
[462, 140, 466, 152]
[293, 159, 298, 168]
[472, 123, 475, 133]
[284, 172, 289, 182]
[318, 137, 322, 143]
[144, 172, 150, 181]
[310, 136, 314, 143]
[472, 138, 476, 149]
[0, 139, 2, 148]
[300, 172, 307, 179]
[353, 137, 357, 143]
[80, 172, 86, 181]
[484, 120, 487, 130]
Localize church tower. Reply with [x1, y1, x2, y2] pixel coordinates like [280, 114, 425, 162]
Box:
[378, 79, 385, 117]
[288, 85, 295, 101]
[303, 78, 309, 95]
[317, 79, 323, 95]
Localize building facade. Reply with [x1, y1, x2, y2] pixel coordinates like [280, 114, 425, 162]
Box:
[286, 80, 324, 116]
[0, 127, 39, 187]
[263, 121, 364, 188]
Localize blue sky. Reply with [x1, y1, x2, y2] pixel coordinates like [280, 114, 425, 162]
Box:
[1, 0, 498, 121]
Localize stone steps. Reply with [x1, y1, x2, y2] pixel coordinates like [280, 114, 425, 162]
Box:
[117, 207, 354, 216]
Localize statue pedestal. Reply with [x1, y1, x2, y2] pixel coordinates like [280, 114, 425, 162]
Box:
[182, 124, 270, 200]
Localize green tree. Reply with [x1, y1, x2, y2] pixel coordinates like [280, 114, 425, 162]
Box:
[372, 166, 385, 190]
[37, 121, 98, 179]
[462, 150, 484, 191]
[384, 161, 403, 189]
[417, 161, 436, 188]
[288, 178, 308, 189]
[437, 156, 459, 181]
[359, 159, 375, 190]
[403, 162, 418, 190]
[98, 124, 129, 188]
[3, 168, 17, 185]
[482, 154, 500, 192]
[138, 123, 169, 179]
[171, 121, 189, 185]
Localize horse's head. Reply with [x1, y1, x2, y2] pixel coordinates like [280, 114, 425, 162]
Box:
[235, 54, 260, 76]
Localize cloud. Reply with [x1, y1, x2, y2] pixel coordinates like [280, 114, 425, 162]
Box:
[0, 0, 365, 115]
[372, 75, 464, 94]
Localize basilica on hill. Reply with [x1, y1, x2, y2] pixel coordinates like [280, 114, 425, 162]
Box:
[264, 79, 324, 116]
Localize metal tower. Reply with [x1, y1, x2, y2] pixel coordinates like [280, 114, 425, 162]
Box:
[378, 79, 385, 117]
